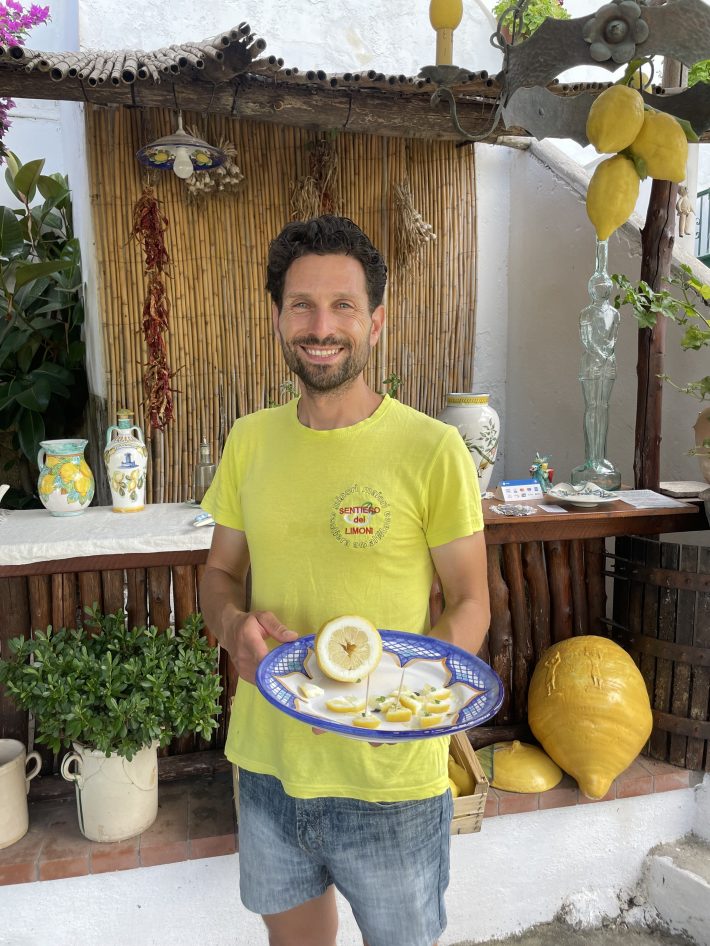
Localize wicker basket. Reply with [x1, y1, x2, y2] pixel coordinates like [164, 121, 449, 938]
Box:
[449, 731, 489, 835]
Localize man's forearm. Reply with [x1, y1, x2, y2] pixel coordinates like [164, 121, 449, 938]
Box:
[199, 565, 248, 655]
[429, 597, 490, 656]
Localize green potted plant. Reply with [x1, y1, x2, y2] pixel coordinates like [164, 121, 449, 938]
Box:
[0, 153, 88, 508]
[612, 265, 710, 482]
[0, 606, 222, 842]
[492, 0, 570, 43]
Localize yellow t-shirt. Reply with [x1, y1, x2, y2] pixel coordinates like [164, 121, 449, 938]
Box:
[202, 394, 484, 801]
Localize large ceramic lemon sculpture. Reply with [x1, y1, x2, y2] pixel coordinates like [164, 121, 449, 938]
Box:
[315, 615, 382, 683]
[527, 636, 652, 800]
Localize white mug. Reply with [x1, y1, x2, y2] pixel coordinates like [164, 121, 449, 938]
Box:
[0, 739, 42, 849]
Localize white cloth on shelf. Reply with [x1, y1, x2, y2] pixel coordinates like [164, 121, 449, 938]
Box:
[0, 503, 213, 567]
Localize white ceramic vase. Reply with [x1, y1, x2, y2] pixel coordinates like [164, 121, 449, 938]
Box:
[104, 409, 148, 513]
[60, 741, 158, 842]
[437, 393, 501, 493]
[0, 739, 42, 850]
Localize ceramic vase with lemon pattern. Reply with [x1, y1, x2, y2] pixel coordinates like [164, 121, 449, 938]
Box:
[37, 439, 95, 516]
[104, 409, 148, 513]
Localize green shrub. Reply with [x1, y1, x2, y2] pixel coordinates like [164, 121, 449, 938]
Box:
[0, 607, 222, 760]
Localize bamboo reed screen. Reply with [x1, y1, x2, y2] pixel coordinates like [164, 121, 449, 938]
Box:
[86, 106, 477, 502]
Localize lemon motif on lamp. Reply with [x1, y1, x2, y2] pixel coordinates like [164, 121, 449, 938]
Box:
[37, 439, 95, 516]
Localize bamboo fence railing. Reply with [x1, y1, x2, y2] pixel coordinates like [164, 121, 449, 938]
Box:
[86, 106, 477, 502]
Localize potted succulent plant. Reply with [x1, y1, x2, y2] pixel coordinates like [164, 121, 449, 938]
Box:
[0, 606, 222, 842]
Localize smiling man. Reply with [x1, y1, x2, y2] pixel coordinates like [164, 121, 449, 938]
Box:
[200, 215, 490, 946]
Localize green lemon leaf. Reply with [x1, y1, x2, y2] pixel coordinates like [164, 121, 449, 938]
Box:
[675, 116, 700, 143]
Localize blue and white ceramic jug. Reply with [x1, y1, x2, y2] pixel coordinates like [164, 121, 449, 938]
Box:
[104, 410, 148, 513]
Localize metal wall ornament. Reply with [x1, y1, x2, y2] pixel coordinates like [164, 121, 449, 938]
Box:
[421, 0, 710, 145]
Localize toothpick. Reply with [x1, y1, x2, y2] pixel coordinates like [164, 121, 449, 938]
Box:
[364, 674, 371, 716]
[394, 667, 406, 708]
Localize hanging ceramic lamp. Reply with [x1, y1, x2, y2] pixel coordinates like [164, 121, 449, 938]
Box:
[136, 112, 226, 179]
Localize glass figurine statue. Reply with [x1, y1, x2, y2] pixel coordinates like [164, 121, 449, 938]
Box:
[571, 239, 622, 491]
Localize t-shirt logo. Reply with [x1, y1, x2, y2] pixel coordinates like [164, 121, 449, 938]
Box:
[330, 484, 392, 549]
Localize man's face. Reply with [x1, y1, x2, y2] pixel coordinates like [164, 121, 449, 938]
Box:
[272, 253, 385, 394]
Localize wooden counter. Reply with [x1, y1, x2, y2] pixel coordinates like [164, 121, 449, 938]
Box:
[482, 496, 707, 544]
[1, 499, 707, 760]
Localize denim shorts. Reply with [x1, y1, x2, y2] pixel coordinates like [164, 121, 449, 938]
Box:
[235, 767, 453, 946]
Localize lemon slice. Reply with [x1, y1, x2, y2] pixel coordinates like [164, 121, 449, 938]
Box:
[352, 713, 381, 729]
[325, 695, 366, 713]
[425, 699, 451, 714]
[419, 713, 447, 729]
[385, 706, 413, 723]
[400, 694, 423, 715]
[315, 615, 382, 683]
[299, 683, 325, 699]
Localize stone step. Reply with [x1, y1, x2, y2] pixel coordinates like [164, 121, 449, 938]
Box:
[644, 835, 710, 946]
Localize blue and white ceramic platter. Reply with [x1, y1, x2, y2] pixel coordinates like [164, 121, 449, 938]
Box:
[546, 481, 618, 507]
[256, 630, 504, 743]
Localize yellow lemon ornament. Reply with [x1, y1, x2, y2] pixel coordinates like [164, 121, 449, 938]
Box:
[629, 110, 688, 183]
[448, 756, 475, 796]
[488, 741, 563, 793]
[314, 615, 382, 683]
[586, 154, 640, 241]
[586, 84, 645, 154]
[528, 635, 653, 800]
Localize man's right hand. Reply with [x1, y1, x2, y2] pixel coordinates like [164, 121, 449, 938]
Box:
[223, 609, 298, 685]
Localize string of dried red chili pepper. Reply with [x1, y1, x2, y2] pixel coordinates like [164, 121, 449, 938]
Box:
[130, 186, 175, 430]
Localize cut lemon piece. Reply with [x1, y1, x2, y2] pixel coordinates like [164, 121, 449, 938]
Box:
[425, 699, 451, 714]
[400, 694, 423, 715]
[352, 713, 381, 729]
[325, 695, 366, 713]
[422, 686, 450, 700]
[419, 713, 447, 729]
[315, 615, 382, 683]
[299, 683, 325, 699]
[385, 706, 413, 723]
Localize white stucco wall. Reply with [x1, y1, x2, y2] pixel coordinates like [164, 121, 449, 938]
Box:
[0, 786, 702, 946]
[77, 0, 502, 77]
[503, 139, 710, 491]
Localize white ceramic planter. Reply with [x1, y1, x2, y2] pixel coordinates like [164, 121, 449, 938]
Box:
[437, 392, 501, 493]
[0, 739, 41, 850]
[60, 741, 158, 842]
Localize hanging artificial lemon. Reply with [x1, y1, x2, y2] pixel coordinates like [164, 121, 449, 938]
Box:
[488, 741, 563, 793]
[628, 110, 689, 183]
[586, 154, 640, 241]
[527, 636, 653, 800]
[586, 84, 646, 154]
[314, 615, 382, 683]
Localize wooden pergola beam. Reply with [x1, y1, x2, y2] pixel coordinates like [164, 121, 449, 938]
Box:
[0, 69, 515, 142]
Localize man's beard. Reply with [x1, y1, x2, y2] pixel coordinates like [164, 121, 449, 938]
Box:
[278, 333, 371, 393]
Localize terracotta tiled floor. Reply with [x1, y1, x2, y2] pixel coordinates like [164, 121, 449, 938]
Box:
[483, 755, 705, 819]
[0, 773, 237, 886]
[0, 759, 703, 886]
